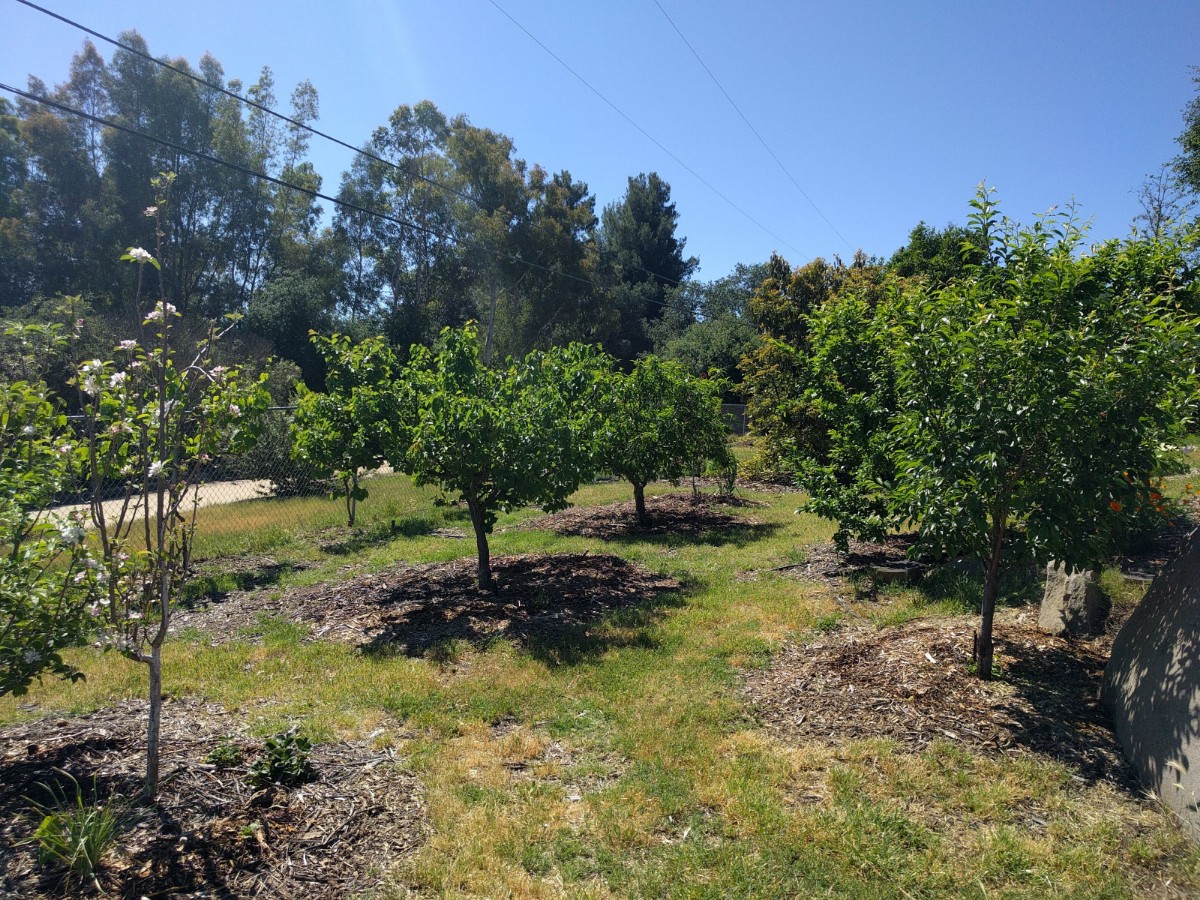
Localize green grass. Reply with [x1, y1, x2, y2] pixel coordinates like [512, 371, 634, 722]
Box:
[4, 472, 1198, 898]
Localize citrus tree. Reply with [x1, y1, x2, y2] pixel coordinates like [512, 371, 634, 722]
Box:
[292, 333, 400, 526]
[597, 355, 735, 525]
[794, 189, 1200, 680]
[395, 325, 605, 589]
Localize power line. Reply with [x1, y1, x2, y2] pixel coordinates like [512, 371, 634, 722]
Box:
[0, 80, 691, 312]
[652, 0, 854, 255]
[485, 0, 809, 262]
[12, 0, 692, 290]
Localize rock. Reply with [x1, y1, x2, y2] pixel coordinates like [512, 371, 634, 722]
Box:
[1037, 561, 1109, 637]
[1103, 528, 1200, 842]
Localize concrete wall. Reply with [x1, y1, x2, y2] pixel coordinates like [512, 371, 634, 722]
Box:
[1103, 528, 1200, 840]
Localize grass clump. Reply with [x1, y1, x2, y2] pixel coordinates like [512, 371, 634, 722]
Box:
[21, 771, 127, 891]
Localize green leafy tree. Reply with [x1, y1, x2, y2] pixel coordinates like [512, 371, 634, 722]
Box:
[886, 220, 985, 287]
[740, 253, 887, 478]
[795, 190, 1200, 680]
[1174, 65, 1200, 195]
[600, 172, 698, 360]
[597, 355, 734, 525]
[0, 323, 97, 696]
[76, 224, 269, 798]
[395, 325, 605, 589]
[292, 332, 400, 526]
[651, 262, 766, 392]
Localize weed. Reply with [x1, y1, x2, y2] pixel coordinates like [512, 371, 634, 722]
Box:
[247, 728, 315, 788]
[21, 770, 126, 890]
[205, 736, 244, 768]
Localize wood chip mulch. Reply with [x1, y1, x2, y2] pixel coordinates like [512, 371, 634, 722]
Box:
[173, 552, 681, 660]
[0, 698, 425, 899]
[744, 614, 1135, 787]
[528, 492, 763, 539]
[783, 533, 921, 586]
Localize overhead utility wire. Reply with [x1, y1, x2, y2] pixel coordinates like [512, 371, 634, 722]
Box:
[0, 81, 694, 312]
[485, 0, 808, 262]
[652, 0, 854, 255]
[13, 0, 689, 291]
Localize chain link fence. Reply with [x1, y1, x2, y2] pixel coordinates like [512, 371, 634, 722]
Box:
[54, 407, 336, 525]
[55, 403, 751, 530]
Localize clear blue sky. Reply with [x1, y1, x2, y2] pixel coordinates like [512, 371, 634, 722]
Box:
[3, 0, 1197, 279]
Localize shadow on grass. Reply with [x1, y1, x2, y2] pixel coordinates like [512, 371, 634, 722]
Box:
[319, 508, 470, 556]
[609, 521, 781, 550]
[360, 553, 685, 668]
[180, 561, 293, 606]
[533, 492, 781, 549]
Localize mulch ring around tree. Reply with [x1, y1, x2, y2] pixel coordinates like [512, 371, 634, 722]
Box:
[527, 491, 764, 539]
[780, 533, 921, 587]
[744, 612, 1135, 787]
[174, 553, 682, 658]
[0, 698, 425, 898]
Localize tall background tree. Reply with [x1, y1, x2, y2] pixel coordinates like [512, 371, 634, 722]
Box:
[599, 172, 697, 361]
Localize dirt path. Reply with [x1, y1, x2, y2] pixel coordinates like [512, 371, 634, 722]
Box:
[51, 477, 274, 524]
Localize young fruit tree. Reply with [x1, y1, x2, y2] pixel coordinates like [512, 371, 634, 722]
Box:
[794, 189, 1200, 680]
[596, 355, 736, 525]
[76, 229, 268, 798]
[292, 333, 400, 526]
[395, 324, 606, 590]
[0, 323, 98, 697]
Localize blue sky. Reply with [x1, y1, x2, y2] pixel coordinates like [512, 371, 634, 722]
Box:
[3, 0, 1198, 278]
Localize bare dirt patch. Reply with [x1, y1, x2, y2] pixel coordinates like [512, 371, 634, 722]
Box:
[529, 492, 764, 539]
[174, 553, 682, 663]
[744, 612, 1134, 787]
[0, 698, 424, 898]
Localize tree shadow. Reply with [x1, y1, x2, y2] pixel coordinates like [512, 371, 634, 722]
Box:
[359, 553, 685, 668]
[180, 561, 293, 605]
[535, 492, 780, 548]
[319, 508, 470, 556]
[992, 636, 1140, 789]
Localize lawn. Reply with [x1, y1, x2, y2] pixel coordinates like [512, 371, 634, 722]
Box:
[2, 472, 1198, 898]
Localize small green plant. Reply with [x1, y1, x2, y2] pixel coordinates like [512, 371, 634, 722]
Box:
[21, 771, 126, 891]
[205, 737, 244, 769]
[246, 728, 315, 788]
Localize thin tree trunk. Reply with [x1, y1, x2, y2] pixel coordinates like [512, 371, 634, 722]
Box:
[467, 496, 492, 590]
[976, 517, 1007, 681]
[144, 645, 162, 799]
[633, 482, 648, 526]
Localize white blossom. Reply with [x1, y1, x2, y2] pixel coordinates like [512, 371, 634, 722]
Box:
[148, 460, 165, 479]
[143, 206, 158, 217]
[23, 649, 40, 664]
[228, 403, 241, 417]
[21, 425, 34, 436]
[119, 339, 137, 351]
[110, 371, 127, 388]
[59, 522, 86, 545]
[144, 300, 177, 323]
[127, 246, 154, 264]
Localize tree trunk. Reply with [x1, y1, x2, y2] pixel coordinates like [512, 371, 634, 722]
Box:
[633, 482, 648, 526]
[467, 496, 492, 590]
[144, 645, 162, 799]
[975, 518, 1007, 681]
[345, 470, 358, 527]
